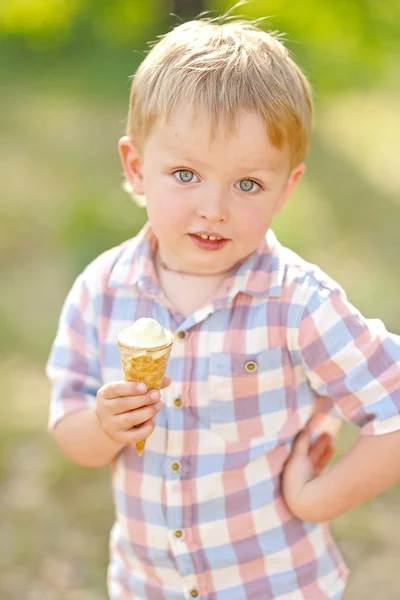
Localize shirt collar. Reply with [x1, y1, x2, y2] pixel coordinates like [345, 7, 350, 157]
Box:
[109, 222, 160, 294]
[109, 223, 284, 299]
[215, 229, 284, 306]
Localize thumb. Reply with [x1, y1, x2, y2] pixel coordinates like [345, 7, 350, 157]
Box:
[161, 376, 171, 389]
[291, 426, 311, 459]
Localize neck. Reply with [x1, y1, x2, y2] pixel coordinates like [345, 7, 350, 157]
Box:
[157, 255, 232, 278]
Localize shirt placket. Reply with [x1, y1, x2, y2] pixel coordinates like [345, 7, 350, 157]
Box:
[163, 311, 217, 600]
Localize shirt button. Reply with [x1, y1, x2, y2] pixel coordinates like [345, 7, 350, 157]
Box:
[174, 398, 183, 408]
[244, 360, 258, 373]
[177, 331, 186, 340]
[190, 590, 200, 598]
[174, 529, 184, 539]
[170, 461, 182, 473]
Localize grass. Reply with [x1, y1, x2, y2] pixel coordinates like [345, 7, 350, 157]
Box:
[0, 359, 112, 599]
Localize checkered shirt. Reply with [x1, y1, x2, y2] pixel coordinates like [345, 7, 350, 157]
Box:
[47, 223, 400, 599]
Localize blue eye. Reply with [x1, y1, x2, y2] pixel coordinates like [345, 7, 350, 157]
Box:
[174, 170, 198, 183]
[237, 179, 259, 193]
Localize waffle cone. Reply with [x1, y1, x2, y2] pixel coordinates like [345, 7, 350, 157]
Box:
[117, 336, 173, 455]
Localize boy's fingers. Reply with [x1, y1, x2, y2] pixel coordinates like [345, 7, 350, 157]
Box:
[308, 433, 332, 464]
[114, 402, 163, 430]
[291, 427, 311, 459]
[116, 417, 156, 445]
[314, 444, 335, 476]
[309, 433, 334, 475]
[107, 391, 161, 415]
[101, 376, 170, 400]
[100, 381, 148, 400]
[161, 376, 171, 389]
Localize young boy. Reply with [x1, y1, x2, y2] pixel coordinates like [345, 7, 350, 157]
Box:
[47, 16, 400, 600]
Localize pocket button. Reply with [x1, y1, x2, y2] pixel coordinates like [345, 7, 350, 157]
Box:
[244, 360, 258, 373]
[170, 461, 182, 473]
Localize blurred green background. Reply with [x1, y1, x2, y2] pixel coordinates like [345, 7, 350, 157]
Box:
[1, 0, 399, 598]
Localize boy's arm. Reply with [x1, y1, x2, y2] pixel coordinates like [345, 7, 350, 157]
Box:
[286, 280, 400, 522]
[51, 408, 124, 468]
[283, 427, 400, 522]
[50, 380, 166, 468]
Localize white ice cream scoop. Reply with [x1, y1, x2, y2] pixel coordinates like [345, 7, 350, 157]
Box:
[118, 317, 172, 348]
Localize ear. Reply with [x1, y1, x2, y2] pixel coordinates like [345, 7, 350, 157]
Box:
[275, 162, 306, 214]
[118, 136, 145, 196]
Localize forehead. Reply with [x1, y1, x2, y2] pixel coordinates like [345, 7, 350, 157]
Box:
[145, 107, 289, 170]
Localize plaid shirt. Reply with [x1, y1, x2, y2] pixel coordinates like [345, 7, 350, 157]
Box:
[47, 223, 400, 600]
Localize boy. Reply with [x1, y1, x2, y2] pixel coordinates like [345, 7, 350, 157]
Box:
[47, 16, 400, 600]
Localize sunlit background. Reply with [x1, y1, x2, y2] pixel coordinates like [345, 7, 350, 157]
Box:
[1, 0, 399, 598]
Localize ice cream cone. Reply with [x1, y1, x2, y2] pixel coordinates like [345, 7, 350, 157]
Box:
[117, 331, 173, 455]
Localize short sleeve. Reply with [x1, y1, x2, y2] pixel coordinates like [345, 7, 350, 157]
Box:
[298, 284, 400, 436]
[46, 271, 102, 429]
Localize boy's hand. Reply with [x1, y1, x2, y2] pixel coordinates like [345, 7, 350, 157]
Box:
[282, 427, 335, 520]
[95, 377, 171, 446]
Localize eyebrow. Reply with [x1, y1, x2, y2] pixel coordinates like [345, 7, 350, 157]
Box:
[240, 167, 277, 173]
[174, 156, 209, 168]
[170, 156, 276, 173]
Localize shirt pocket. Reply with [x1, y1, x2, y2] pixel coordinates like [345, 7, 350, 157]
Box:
[209, 348, 289, 445]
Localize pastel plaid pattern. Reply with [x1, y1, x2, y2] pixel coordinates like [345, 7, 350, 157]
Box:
[47, 224, 400, 599]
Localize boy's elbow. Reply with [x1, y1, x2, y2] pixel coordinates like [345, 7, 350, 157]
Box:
[50, 432, 111, 468]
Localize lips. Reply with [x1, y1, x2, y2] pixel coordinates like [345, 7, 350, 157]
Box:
[188, 232, 229, 251]
[192, 231, 225, 241]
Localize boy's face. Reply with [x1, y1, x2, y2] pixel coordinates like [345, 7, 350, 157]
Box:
[119, 109, 305, 274]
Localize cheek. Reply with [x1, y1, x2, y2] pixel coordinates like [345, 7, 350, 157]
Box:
[145, 184, 190, 232]
[234, 202, 274, 240]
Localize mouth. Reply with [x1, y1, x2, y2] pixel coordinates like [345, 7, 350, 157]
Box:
[188, 231, 230, 251]
[191, 231, 226, 241]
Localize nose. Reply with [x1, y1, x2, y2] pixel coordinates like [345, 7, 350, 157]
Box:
[196, 188, 227, 223]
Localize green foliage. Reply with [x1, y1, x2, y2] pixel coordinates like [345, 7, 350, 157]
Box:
[0, 0, 80, 37]
[1, 0, 399, 93]
[0, 0, 169, 50]
[209, 0, 400, 92]
[57, 192, 147, 274]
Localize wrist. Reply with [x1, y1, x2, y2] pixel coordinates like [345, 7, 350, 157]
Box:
[284, 475, 333, 523]
[92, 407, 126, 452]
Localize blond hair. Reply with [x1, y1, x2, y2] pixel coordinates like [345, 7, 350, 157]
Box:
[127, 17, 313, 170]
